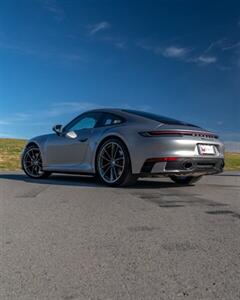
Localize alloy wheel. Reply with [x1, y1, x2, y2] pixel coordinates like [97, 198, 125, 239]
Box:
[98, 142, 126, 184]
[23, 147, 45, 178]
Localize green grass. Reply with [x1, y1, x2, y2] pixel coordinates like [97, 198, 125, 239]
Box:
[0, 138, 240, 171]
[0, 139, 26, 170]
[224, 152, 240, 171]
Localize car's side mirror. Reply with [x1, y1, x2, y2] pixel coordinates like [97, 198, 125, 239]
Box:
[52, 124, 63, 136]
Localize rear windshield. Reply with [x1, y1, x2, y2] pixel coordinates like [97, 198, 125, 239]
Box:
[123, 109, 198, 127]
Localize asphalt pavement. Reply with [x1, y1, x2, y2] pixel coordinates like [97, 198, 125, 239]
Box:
[0, 171, 240, 300]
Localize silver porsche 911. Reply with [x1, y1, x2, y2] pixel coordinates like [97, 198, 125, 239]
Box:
[21, 109, 224, 186]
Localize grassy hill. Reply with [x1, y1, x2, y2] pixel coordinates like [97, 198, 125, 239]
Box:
[0, 138, 240, 171]
[224, 152, 240, 171]
[0, 139, 26, 170]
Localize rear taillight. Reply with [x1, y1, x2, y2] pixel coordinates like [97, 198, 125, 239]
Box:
[139, 130, 218, 138]
[146, 157, 178, 163]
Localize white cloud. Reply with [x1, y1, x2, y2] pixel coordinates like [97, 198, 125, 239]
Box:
[138, 41, 220, 67]
[194, 55, 217, 65]
[162, 46, 189, 58]
[88, 22, 111, 35]
[137, 42, 190, 60]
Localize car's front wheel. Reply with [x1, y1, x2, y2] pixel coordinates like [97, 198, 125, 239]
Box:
[22, 145, 51, 179]
[170, 175, 202, 185]
[96, 138, 138, 187]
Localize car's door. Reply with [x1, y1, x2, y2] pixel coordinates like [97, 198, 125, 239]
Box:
[45, 112, 102, 171]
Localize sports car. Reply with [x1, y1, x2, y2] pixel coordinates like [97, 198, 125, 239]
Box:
[22, 109, 224, 186]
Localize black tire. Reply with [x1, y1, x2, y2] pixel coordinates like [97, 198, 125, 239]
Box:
[22, 145, 52, 179]
[96, 138, 138, 187]
[170, 175, 202, 185]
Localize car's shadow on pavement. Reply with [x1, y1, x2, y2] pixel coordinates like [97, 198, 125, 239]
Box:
[0, 173, 186, 189]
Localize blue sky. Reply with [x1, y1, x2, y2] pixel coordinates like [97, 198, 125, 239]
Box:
[0, 0, 239, 140]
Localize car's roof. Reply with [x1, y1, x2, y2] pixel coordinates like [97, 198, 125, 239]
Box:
[86, 108, 199, 128]
[87, 108, 125, 113]
[82, 108, 157, 124]
[86, 108, 135, 119]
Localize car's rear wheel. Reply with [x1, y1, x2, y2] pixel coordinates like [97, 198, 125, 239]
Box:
[22, 146, 51, 179]
[170, 175, 202, 185]
[96, 138, 138, 187]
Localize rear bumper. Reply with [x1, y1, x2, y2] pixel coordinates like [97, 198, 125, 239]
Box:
[127, 133, 224, 174]
[140, 157, 224, 176]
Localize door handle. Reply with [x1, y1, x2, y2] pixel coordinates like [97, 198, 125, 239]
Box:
[79, 138, 88, 142]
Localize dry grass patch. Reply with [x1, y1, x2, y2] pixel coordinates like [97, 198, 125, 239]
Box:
[224, 152, 240, 171]
[0, 139, 26, 170]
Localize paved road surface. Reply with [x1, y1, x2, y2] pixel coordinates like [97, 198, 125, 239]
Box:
[0, 171, 240, 300]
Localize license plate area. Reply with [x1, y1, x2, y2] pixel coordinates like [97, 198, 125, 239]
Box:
[198, 144, 216, 155]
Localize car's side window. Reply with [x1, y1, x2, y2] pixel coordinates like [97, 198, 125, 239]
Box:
[70, 117, 96, 131]
[64, 113, 100, 132]
[99, 113, 124, 127]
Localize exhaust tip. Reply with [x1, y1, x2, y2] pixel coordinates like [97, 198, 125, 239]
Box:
[183, 161, 193, 170]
